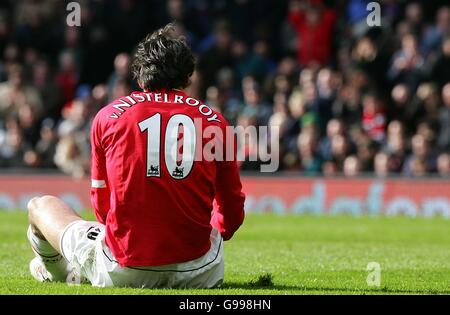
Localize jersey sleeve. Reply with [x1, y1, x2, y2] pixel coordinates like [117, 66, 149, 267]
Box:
[210, 117, 245, 240]
[287, 5, 305, 30]
[90, 112, 111, 224]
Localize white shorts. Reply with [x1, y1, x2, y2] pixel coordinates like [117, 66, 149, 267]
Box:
[60, 221, 224, 288]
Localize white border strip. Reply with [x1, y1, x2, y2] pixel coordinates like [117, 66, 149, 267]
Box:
[91, 179, 106, 188]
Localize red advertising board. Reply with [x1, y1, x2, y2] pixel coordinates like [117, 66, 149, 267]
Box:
[242, 177, 450, 217]
[0, 175, 449, 217]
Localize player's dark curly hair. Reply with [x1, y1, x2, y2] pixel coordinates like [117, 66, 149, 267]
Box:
[131, 23, 195, 91]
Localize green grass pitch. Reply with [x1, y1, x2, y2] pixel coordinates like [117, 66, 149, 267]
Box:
[0, 211, 449, 295]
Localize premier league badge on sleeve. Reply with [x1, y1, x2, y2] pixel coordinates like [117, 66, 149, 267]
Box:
[147, 165, 160, 177]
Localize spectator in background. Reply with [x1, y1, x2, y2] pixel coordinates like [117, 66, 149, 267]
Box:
[111, 78, 132, 100]
[438, 83, 450, 151]
[54, 135, 90, 178]
[23, 48, 39, 83]
[283, 87, 305, 151]
[388, 33, 425, 90]
[361, 92, 386, 143]
[343, 155, 361, 177]
[236, 113, 260, 171]
[409, 156, 428, 177]
[386, 120, 405, 139]
[403, 134, 437, 176]
[0, 64, 42, 120]
[395, 83, 439, 132]
[300, 111, 319, 137]
[297, 131, 322, 174]
[319, 118, 344, 161]
[272, 74, 292, 98]
[404, 2, 424, 36]
[330, 134, 350, 171]
[356, 138, 378, 172]
[437, 153, 450, 177]
[35, 119, 57, 168]
[214, 68, 241, 124]
[107, 53, 132, 100]
[1, 43, 19, 80]
[198, 20, 233, 95]
[287, 0, 336, 67]
[91, 84, 108, 113]
[31, 60, 60, 120]
[351, 36, 389, 92]
[57, 98, 89, 138]
[231, 39, 271, 83]
[422, 6, 450, 56]
[311, 68, 336, 136]
[56, 51, 78, 105]
[17, 103, 39, 146]
[383, 120, 407, 173]
[54, 96, 90, 176]
[374, 152, 391, 178]
[417, 120, 437, 145]
[333, 70, 366, 127]
[269, 108, 290, 172]
[205, 86, 223, 113]
[268, 92, 290, 141]
[431, 36, 450, 88]
[390, 83, 413, 123]
[403, 82, 441, 132]
[322, 159, 339, 177]
[240, 77, 272, 126]
[23, 148, 41, 168]
[0, 116, 30, 168]
[414, 83, 441, 123]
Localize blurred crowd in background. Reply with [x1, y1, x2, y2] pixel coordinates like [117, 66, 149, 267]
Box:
[0, 0, 450, 178]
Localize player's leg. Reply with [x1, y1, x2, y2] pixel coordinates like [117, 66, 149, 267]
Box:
[28, 195, 82, 252]
[27, 195, 83, 282]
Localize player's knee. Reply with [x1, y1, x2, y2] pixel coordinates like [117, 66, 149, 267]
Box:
[27, 195, 56, 221]
[27, 197, 40, 224]
[27, 196, 41, 213]
[38, 195, 58, 205]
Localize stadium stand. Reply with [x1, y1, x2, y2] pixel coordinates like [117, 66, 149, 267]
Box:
[0, 0, 449, 178]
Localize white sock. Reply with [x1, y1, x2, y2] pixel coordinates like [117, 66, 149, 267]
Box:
[27, 225, 60, 258]
[27, 225, 70, 281]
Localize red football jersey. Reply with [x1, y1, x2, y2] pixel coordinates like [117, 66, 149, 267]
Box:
[90, 89, 245, 267]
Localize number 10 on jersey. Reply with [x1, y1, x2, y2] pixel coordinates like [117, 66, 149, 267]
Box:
[138, 113, 196, 180]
